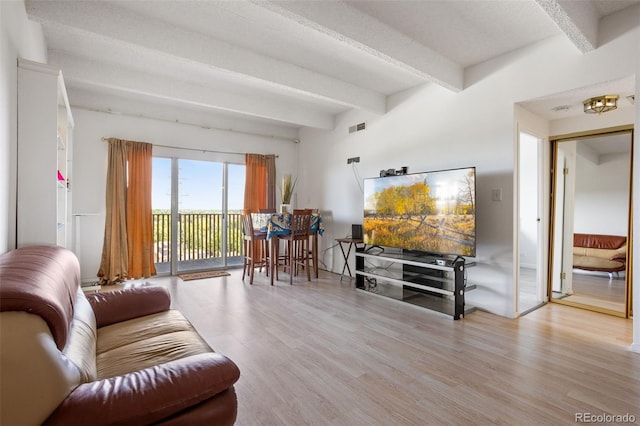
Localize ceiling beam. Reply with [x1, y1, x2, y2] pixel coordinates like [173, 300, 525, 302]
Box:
[26, 0, 386, 115]
[68, 88, 301, 142]
[254, 0, 463, 92]
[50, 51, 335, 130]
[534, 0, 598, 53]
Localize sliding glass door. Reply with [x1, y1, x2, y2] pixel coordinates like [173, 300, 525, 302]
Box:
[227, 164, 246, 268]
[152, 157, 245, 275]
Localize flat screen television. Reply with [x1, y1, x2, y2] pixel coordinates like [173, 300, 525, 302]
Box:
[363, 167, 476, 257]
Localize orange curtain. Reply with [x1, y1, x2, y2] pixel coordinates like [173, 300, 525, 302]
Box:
[97, 139, 129, 283]
[98, 138, 156, 284]
[244, 154, 276, 211]
[244, 154, 276, 259]
[265, 155, 276, 210]
[126, 141, 156, 279]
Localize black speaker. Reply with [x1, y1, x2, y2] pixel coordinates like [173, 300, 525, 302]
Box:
[352, 224, 363, 239]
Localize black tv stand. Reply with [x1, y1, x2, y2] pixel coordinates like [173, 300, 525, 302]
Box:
[355, 246, 474, 319]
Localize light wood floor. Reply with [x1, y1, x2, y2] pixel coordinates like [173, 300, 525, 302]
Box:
[146, 269, 639, 425]
[569, 272, 627, 313]
[521, 268, 627, 314]
[518, 267, 542, 313]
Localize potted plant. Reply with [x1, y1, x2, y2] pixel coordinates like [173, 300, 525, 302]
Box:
[280, 174, 296, 213]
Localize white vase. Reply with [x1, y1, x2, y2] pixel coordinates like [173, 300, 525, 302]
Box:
[280, 204, 291, 214]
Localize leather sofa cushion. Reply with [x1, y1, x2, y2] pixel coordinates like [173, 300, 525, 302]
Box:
[573, 254, 625, 272]
[574, 233, 626, 250]
[0, 246, 80, 350]
[46, 353, 240, 426]
[88, 286, 171, 328]
[97, 310, 213, 380]
[573, 246, 625, 260]
[157, 388, 238, 426]
[63, 290, 98, 382]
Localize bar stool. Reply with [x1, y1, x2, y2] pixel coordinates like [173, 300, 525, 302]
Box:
[307, 209, 319, 278]
[279, 209, 312, 284]
[241, 210, 269, 284]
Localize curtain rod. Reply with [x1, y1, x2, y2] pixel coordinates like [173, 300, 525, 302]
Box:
[72, 104, 299, 143]
[100, 137, 278, 157]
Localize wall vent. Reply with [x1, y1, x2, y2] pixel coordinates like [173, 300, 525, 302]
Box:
[348, 122, 366, 133]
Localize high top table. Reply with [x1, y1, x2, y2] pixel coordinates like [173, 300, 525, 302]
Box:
[252, 212, 324, 284]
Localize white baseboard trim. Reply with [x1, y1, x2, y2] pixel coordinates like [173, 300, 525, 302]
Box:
[631, 343, 640, 353]
[81, 279, 101, 292]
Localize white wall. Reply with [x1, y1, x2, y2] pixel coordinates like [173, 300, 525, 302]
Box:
[301, 83, 518, 317]
[0, 0, 47, 253]
[298, 12, 639, 317]
[71, 108, 298, 282]
[574, 152, 630, 236]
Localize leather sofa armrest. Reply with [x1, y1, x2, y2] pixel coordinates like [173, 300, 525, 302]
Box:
[85, 286, 171, 328]
[45, 352, 240, 426]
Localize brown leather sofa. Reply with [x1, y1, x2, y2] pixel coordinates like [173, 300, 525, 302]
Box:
[573, 233, 627, 277]
[0, 245, 240, 425]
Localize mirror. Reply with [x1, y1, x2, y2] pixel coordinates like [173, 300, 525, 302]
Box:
[550, 129, 632, 317]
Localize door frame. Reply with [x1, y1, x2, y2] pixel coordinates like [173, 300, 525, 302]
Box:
[547, 125, 634, 318]
[516, 130, 547, 315]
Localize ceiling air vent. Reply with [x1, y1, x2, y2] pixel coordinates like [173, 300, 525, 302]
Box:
[348, 122, 366, 134]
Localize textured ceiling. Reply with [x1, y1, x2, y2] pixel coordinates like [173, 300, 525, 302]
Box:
[346, 0, 561, 67]
[519, 75, 636, 120]
[24, 0, 640, 131]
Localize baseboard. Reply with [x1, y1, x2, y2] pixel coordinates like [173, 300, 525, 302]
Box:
[81, 279, 101, 292]
[631, 343, 640, 353]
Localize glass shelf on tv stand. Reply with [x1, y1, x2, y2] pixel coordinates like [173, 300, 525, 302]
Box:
[357, 250, 475, 269]
[355, 248, 474, 319]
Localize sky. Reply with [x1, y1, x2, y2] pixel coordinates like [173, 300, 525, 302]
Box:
[152, 158, 245, 211]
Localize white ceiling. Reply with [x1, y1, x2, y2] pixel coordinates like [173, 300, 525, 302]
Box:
[25, 0, 640, 132]
[519, 75, 636, 120]
[577, 132, 632, 154]
[573, 132, 632, 166]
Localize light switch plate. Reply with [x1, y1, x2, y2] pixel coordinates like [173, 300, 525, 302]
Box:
[492, 188, 502, 201]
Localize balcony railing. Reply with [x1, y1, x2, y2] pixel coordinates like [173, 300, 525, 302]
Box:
[153, 212, 243, 264]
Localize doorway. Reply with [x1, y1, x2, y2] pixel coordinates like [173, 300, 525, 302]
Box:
[549, 127, 633, 317]
[518, 131, 546, 315]
[152, 157, 246, 275]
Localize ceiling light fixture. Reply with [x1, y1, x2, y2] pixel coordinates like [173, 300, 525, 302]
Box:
[583, 95, 618, 114]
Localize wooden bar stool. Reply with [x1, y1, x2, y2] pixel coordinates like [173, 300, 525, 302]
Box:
[241, 210, 269, 284]
[307, 209, 319, 278]
[279, 209, 312, 284]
